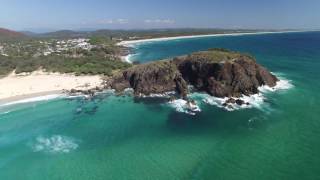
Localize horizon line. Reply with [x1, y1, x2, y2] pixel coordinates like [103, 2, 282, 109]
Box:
[9, 27, 320, 34]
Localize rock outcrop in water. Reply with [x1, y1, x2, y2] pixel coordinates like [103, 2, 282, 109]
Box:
[108, 49, 279, 98]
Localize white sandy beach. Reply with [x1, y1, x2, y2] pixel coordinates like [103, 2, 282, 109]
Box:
[0, 71, 103, 103]
[117, 31, 294, 46]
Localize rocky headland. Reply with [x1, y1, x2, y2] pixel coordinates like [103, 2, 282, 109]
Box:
[107, 49, 279, 105]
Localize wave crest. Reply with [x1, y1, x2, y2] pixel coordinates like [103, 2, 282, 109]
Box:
[259, 79, 294, 92]
[168, 99, 201, 115]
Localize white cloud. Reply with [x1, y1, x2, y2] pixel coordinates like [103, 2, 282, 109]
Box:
[95, 19, 129, 25]
[116, 19, 129, 24]
[97, 19, 114, 24]
[144, 19, 175, 24]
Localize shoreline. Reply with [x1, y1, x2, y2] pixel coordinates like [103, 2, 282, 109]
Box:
[0, 31, 303, 107]
[0, 71, 103, 106]
[117, 30, 309, 46]
[117, 30, 311, 62]
[0, 74, 293, 110]
[0, 91, 63, 107]
[120, 53, 134, 63]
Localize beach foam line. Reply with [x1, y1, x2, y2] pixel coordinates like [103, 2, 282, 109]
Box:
[117, 30, 308, 47]
[0, 89, 119, 108]
[120, 53, 135, 63]
[0, 94, 64, 107]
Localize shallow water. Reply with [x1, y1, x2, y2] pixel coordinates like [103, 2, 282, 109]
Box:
[0, 32, 320, 180]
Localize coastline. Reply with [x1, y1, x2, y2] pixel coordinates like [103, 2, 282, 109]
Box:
[117, 30, 307, 46]
[0, 91, 63, 107]
[117, 30, 309, 62]
[0, 71, 103, 106]
[120, 53, 134, 63]
[1, 31, 303, 106]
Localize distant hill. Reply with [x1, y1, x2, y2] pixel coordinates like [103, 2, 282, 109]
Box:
[40, 30, 89, 38]
[19, 31, 38, 36]
[9, 28, 291, 40]
[0, 28, 27, 39]
[34, 28, 247, 40]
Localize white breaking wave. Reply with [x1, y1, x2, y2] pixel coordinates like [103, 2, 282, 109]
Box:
[143, 91, 176, 98]
[258, 78, 294, 93]
[32, 135, 79, 154]
[168, 99, 201, 116]
[123, 88, 134, 95]
[194, 93, 266, 112]
[170, 76, 294, 113]
[121, 53, 135, 63]
[200, 77, 293, 111]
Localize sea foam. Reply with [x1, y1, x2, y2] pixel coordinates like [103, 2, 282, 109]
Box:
[165, 76, 293, 114]
[143, 91, 176, 98]
[201, 77, 293, 111]
[258, 78, 294, 92]
[32, 135, 79, 154]
[168, 99, 201, 116]
[194, 93, 266, 112]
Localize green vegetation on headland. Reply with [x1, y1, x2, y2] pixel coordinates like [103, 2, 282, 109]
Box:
[0, 55, 131, 76]
[0, 37, 131, 76]
[187, 48, 248, 62]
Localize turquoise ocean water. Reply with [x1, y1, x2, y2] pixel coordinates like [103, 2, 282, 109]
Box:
[0, 31, 320, 180]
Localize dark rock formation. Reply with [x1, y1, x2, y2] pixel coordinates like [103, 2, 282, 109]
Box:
[67, 86, 104, 97]
[108, 49, 279, 98]
[235, 99, 245, 106]
[118, 45, 134, 57]
[110, 60, 188, 97]
[226, 98, 236, 104]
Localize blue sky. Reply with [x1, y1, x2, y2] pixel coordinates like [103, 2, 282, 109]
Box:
[0, 0, 319, 32]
